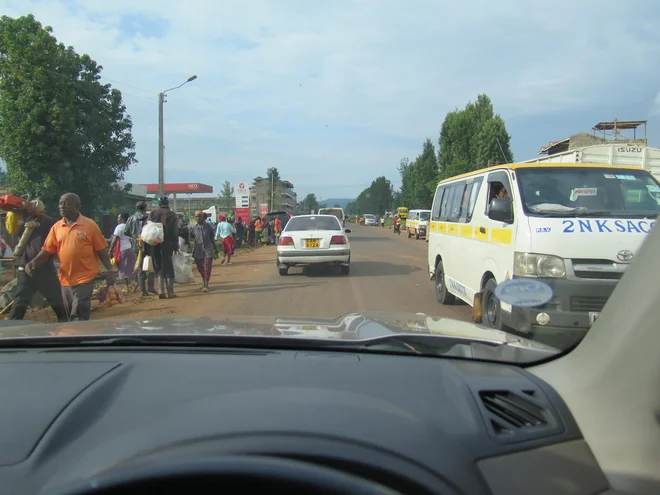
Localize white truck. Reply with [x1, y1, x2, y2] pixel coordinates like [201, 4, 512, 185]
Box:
[523, 144, 660, 181]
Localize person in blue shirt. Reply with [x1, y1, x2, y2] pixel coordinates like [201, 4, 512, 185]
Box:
[215, 215, 236, 265]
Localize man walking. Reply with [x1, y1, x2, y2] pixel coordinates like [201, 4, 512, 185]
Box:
[148, 195, 178, 299]
[191, 210, 216, 292]
[9, 206, 68, 322]
[124, 201, 156, 296]
[25, 193, 115, 321]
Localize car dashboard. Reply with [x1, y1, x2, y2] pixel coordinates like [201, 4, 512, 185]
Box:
[0, 346, 612, 495]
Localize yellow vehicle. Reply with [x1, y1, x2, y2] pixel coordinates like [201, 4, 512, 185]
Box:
[397, 207, 408, 219]
[406, 209, 431, 239]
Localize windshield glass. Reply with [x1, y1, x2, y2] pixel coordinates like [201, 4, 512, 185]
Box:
[517, 167, 660, 217]
[0, 5, 653, 367]
[285, 216, 341, 231]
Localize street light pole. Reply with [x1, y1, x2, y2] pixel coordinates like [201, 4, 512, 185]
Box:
[157, 75, 198, 198]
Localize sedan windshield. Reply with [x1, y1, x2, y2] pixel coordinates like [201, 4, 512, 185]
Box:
[517, 167, 660, 217]
[286, 216, 342, 231]
[419, 212, 430, 221]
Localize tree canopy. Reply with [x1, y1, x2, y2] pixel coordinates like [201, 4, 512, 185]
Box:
[0, 14, 137, 214]
[346, 176, 394, 215]
[218, 180, 234, 213]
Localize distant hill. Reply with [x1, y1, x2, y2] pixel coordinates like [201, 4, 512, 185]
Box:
[319, 198, 354, 209]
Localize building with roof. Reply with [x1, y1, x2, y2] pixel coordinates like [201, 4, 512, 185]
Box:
[250, 176, 297, 216]
[538, 120, 648, 156]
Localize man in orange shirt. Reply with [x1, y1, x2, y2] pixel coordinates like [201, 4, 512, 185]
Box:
[26, 193, 116, 321]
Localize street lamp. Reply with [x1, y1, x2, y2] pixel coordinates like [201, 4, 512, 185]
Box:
[158, 75, 197, 197]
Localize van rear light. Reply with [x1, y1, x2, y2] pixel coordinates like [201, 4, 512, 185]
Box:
[279, 236, 294, 246]
[330, 235, 347, 245]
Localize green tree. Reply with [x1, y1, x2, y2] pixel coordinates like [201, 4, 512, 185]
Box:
[0, 15, 137, 215]
[333, 203, 341, 208]
[437, 94, 513, 180]
[218, 180, 234, 213]
[300, 193, 319, 213]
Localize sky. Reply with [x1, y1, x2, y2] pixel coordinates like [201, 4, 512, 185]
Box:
[3, 0, 660, 201]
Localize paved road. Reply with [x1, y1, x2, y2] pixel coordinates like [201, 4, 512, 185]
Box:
[31, 223, 471, 323]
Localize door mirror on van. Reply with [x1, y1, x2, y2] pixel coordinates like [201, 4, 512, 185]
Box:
[488, 198, 513, 223]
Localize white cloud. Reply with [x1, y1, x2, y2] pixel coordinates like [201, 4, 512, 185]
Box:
[3, 0, 660, 198]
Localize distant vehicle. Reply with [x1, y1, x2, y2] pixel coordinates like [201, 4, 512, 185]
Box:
[266, 211, 292, 228]
[277, 215, 351, 276]
[406, 209, 431, 239]
[363, 214, 378, 226]
[318, 207, 344, 225]
[397, 206, 408, 219]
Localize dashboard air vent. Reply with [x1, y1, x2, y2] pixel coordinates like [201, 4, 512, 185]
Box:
[479, 390, 549, 434]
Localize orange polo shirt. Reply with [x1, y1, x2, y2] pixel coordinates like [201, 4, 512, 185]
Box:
[43, 214, 108, 286]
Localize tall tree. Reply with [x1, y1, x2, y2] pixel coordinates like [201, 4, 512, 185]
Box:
[218, 180, 234, 213]
[0, 15, 137, 214]
[437, 93, 513, 180]
[299, 193, 319, 214]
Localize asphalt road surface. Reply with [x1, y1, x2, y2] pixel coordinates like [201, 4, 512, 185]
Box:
[26, 223, 472, 324]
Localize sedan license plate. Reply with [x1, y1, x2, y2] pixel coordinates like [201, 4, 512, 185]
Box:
[589, 312, 600, 326]
[305, 239, 320, 248]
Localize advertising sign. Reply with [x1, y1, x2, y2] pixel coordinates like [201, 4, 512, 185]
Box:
[259, 203, 269, 215]
[235, 182, 249, 196]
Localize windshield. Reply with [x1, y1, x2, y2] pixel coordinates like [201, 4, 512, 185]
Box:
[285, 216, 341, 231]
[0, 5, 653, 367]
[517, 167, 660, 217]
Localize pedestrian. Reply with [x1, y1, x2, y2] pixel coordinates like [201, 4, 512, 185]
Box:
[25, 193, 116, 321]
[234, 217, 244, 248]
[254, 216, 263, 247]
[178, 218, 190, 253]
[273, 216, 282, 245]
[124, 201, 156, 296]
[191, 210, 216, 292]
[9, 206, 68, 322]
[108, 212, 136, 293]
[215, 214, 236, 264]
[148, 195, 179, 299]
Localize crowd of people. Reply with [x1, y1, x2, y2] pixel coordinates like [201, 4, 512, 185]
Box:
[6, 194, 289, 323]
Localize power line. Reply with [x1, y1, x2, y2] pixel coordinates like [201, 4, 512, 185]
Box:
[100, 77, 154, 94]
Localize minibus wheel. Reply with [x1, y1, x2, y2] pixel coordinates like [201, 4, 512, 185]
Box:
[482, 279, 503, 329]
[435, 260, 455, 305]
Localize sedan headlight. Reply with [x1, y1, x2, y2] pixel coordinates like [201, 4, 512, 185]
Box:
[514, 252, 566, 279]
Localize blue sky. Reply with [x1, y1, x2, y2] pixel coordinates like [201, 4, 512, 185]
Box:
[4, 0, 660, 200]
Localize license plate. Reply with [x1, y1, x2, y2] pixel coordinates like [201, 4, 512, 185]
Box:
[301, 325, 318, 330]
[589, 312, 600, 326]
[305, 239, 320, 248]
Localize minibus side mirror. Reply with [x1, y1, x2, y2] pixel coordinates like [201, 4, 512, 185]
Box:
[488, 198, 514, 224]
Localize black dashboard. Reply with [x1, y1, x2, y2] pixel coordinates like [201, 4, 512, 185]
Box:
[0, 346, 611, 494]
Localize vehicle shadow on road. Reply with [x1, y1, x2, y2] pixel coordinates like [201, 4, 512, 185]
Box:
[286, 261, 421, 278]
[206, 282, 321, 293]
[346, 235, 392, 242]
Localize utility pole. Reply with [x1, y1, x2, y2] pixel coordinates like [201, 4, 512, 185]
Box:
[158, 92, 165, 197]
[157, 75, 198, 198]
[270, 174, 274, 211]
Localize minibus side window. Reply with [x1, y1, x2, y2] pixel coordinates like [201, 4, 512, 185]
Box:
[465, 177, 483, 223]
[440, 185, 454, 221]
[447, 182, 467, 222]
[486, 172, 513, 218]
[432, 187, 445, 221]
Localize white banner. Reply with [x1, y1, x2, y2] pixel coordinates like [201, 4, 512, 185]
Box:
[235, 195, 250, 208]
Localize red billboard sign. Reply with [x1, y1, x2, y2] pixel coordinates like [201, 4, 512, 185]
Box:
[141, 183, 214, 194]
[259, 203, 268, 215]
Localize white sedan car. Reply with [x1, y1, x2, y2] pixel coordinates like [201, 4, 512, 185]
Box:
[276, 215, 351, 275]
[363, 214, 378, 226]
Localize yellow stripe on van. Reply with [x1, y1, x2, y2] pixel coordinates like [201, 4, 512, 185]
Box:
[474, 226, 488, 241]
[438, 222, 447, 233]
[447, 223, 458, 235]
[459, 225, 473, 238]
[490, 228, 512, 245]
[429, 221, 438, 233]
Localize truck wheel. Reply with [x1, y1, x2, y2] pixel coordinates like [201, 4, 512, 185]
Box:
[407, 228, 412, 238]
[481, 279, 504, 330]
[435, 260, 455, 305]
[415, 230, 419, 240]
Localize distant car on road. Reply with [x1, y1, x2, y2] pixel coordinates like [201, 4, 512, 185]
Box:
[363, 214, 378, 226]
[277, 214, 352, 276]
